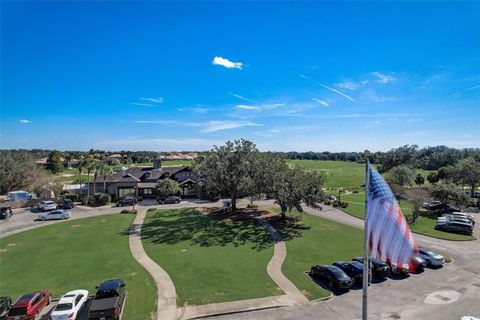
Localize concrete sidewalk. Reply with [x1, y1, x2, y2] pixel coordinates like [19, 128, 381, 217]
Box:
[129, 208, 177, 320]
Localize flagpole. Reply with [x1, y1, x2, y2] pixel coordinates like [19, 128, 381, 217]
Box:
[362, 160, 370, 320]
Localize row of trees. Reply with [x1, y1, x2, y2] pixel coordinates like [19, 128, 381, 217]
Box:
[193, 140, 326, 216]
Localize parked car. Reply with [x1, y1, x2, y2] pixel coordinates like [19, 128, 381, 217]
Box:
[222, 199, 232, 212]
[418, 248, 445, 267]
[38, 201, 57, 211]
[352, 256, 389, 280]
[116, 196, 137, 207]
[411, 256, 427, 272]
[333, 261, 371, 284]
[0, 207, 13, 220]
[88, 279, 126, 320]
[157, 196, 181, 204]
[59, 199, 75, 209]
[7, 291, 51, 320]
[0, 296, 12, 318]
[310, 265, 353, 290]
[327, 194, 337, 201]
[50, 289, 89, 320]
[435, 219, 473, 235]
[38, 209, 71, 221]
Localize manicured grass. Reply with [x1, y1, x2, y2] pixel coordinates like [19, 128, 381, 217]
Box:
[130, 160, 193, 167]
[341, 193, 476, 241]
[0, 214, 156, 320]
[141, 209, 281, 306]
[289, 160, 364, 190]
[270, 208, 363, 300]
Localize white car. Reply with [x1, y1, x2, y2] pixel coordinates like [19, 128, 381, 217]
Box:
[50, 289, 89, 320]
[38, 210, 71, 221]
[38, 200, 57, 211]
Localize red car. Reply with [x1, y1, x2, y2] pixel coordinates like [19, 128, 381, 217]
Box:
[7, 291, 51, 320]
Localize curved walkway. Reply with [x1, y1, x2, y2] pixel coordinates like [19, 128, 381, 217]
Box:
[256, 218, 309, 305]
[129, 207, 177, 320]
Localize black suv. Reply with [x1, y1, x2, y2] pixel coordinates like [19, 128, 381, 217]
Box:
[0, 296, 11, 318]
[60, 199, 75, 209]
[310, 265, 353, 290]
[157, 196, 181, 204]
[333, 261, 371, 284]
[352, 256, 389, 280]
[89, 279, 126, 320]
[116, 196, 137, 207]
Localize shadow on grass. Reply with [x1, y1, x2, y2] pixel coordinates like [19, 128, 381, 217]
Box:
[121, 208, 309, 251]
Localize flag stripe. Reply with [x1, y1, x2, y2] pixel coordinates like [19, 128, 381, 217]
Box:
[366, 163, 418, 272]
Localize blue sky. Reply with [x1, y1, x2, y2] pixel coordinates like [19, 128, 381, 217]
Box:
[1, 1, 479, 152]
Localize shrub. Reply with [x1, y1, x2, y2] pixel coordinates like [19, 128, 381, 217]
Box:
[353, 190, 359, 194]
[247, 202, 258, 209]
[323, 199, 331, 205]
[339, 201, 349, 208]
[63, 194, 78, 202]
[332, 201, 339, 207]
[147, 207, 157, 212]
[94, 193, 111, 206]
[121, 209, 137, 214]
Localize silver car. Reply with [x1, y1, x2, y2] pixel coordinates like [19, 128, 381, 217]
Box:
[38, 209, 71, 221]
[418, 248, 445, 267]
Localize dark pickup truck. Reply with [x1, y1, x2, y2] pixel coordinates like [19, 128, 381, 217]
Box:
[88, 279, 126, 320]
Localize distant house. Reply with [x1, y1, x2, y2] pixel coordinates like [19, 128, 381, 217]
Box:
[106, 153, 128, 165]
[160, 152, 199, 161]
[89, 159, 197, 199]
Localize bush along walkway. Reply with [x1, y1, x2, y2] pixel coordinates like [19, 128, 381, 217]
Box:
[129, 208, 177, 320]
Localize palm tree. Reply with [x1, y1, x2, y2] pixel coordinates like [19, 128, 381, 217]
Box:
[76, 160, 84, 196]
[99, 165, 113, 194]
[92, 162, 101, 195]
[84, 158, 97, 197]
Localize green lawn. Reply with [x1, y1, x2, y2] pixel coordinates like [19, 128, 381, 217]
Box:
[0, 214, 156, 320]
[270, 208, 363, 300]
[141, 209, 281, 306]
[288, 160, 364, 190]
[340, 193, 476, 241]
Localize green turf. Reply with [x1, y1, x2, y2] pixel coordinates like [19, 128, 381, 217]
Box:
[288, 160, 364, 190]
[0, 214, 156, 320]
[141, 208, 281, 306]
[270, 208, 363, 300]
[340, 193, 476, 241]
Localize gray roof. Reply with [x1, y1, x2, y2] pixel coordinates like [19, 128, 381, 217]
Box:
[100, 166, 190, 183]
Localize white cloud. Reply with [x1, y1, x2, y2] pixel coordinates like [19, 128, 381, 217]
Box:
[299, 73, 357, 102]
[372, 72, 396, 84]
[212, 56, 243, 70]
[236, 104, 261, 110]
[140, 97, 164, 103]
[336, 80, 368, 90]
[451, 84, 480, 98]
[194, 120, 261, 132]
[19, 119, 31, 124]
[133, 120, 179, 124]
[132, 102, 156, 107]
[228, 92, 255, 103]
[312, 98, 329, 107]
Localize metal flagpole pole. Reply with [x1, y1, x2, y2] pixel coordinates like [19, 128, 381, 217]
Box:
[362, 160, 370, 320]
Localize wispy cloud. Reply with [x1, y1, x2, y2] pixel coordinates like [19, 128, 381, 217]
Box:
[140, 97, 164, 103]
[19, 119, 31, 124]
[191, 120, 261, 132]
[236, 104, 261, 110]
[228, 92, 255, 103]
[299, 73, 357, 102]
[96, 137, 222, 151]
[336, 80, 368, 90]
[312, 98, 329, 107]
[212, 56, 243, 70]
[451, 84, 480, 98]
[372, 72, 395, 84]
[132, 102, 156, 107]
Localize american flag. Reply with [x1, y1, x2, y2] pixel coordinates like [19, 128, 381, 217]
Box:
[366, 163, 418, 272]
